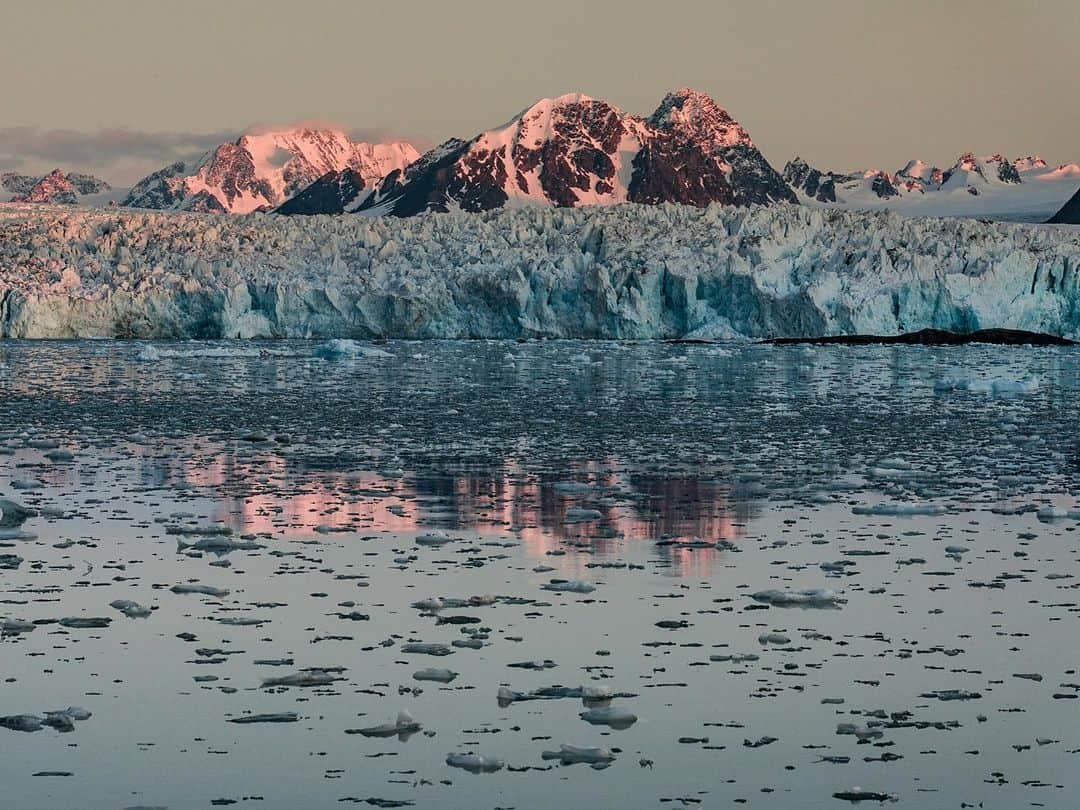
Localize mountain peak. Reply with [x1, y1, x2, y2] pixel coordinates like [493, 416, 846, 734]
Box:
[649, 88, 752, 149]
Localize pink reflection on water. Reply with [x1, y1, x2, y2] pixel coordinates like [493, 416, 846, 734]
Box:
[161, 451, 749, 577]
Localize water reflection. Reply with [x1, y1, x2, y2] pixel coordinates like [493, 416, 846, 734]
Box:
[139, 448, 755, 576]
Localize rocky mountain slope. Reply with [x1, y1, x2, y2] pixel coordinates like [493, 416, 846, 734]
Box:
[2, 169, 111, 204]
[123, 128, 419, 214]
[1048, 187, 1080, 224]
[1, 202, 1077, 340]
[286, 89, 795, 216]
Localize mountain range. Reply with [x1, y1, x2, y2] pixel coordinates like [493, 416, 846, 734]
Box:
[4, 88, 1079, 223]
[290, 89, 796, 217]
[121, 129, 419, 214]
[783, 153, 1080, 222]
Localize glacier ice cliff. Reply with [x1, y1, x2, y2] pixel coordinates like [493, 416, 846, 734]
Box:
[0, 203, 1078, 340]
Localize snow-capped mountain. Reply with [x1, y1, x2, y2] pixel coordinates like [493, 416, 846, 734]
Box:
[284, 89, 795, 217]
[2, 169, 111, 204]
[123, 128, 419, 214]
[784, 152, 1080, 222]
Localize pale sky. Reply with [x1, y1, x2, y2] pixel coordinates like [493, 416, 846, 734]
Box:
[2, 0, 1077, 184]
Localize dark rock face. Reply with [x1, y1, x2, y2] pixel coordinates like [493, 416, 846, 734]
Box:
[627, 135, 736, 206]
[361, 139, 479, 216]
[782, 158, 838, 203]
[346, 89, 791, 218]
[988, 154, 1021, 184]
[869, 172, 899, 199]
[64, 173, 110, 195]
[277, 169, 368, 215]
[2, 173, 39, 195]
[1047, 187, 1080, 224]
[715, 144, 797, 206]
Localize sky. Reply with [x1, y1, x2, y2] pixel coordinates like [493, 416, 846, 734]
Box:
[2, 0, 1078, 185]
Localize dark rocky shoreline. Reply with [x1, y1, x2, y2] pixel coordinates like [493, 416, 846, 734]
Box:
[763, 328, 1076, 346]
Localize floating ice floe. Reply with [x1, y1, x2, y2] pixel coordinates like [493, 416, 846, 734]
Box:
[564, 507, 603, 523]
[0, 497, 35, 527]
[410, 597, 445, 611]
[852, 502, 945, 516]
[1037, 505, 1080, 521]
[109, 600, 152, 618]
[228, 712, 299, 724]
[497, 685, 622, 706]
[176, 536, 265, 554]
[313, 339, 393, 360]
[412, 668, 458, 683]
[934, 375, 1040, 395]
[170, 583, 230, 598]
[401, 642, 453, 656]
[357, 711, 422, 740]
[445, 753, 504, 773]
[414, 531, 454, 547]
[1, 618, 35, 634]
[540, 579, 596, 594]
[1, 707, 91, 734]
[750, 588, 843, 608]
[541, 744, 615, 768]
[833, 788, 898, 803]
[261, 670, 340, 688]
[58, 617, 111, 629]
[579, 705, 638, 729]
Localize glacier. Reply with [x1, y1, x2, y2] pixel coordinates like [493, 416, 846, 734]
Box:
[0, 202, 1078, 340]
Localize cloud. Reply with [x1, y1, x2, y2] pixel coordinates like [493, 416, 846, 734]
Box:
[0, 127, 235, 185]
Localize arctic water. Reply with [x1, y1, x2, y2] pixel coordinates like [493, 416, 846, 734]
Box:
[1, 339, 1078, 810]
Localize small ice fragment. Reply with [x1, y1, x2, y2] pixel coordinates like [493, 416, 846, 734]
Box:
[541, 579, 596, 594]
[356, 711, 422, 739]
[401, 642, 453, 656]
[579, 705, 637, 729]
[109, 600, 152, 618]
[445, 752, 504, 773]
[412, 668, 458, 683]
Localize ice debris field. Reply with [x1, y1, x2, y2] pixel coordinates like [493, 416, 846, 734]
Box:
[1, 202, 1079, 340]
[1, 338, 1079, 809]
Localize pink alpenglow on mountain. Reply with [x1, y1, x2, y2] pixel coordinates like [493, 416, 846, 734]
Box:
[283, 89, 795, 217]
[123, 127, 419, 214]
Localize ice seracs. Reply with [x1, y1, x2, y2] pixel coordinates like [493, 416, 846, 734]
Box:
[2, 202, 1079, 341]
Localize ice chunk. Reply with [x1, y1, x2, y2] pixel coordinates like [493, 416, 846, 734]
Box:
[445, 753, 504, 773]
[751, 588, 843, 608]
[313, 340, 392, 360]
